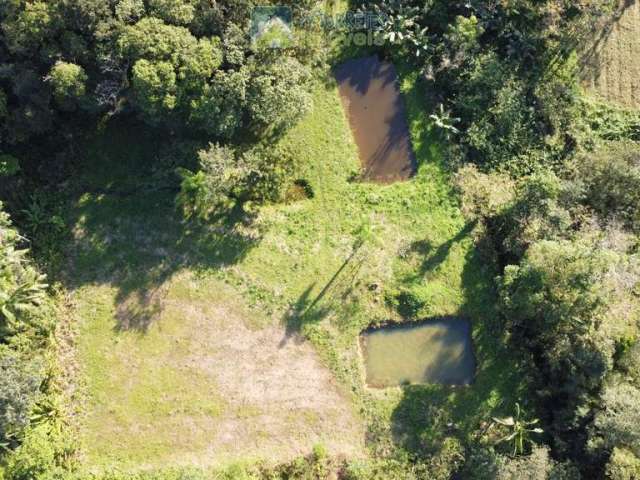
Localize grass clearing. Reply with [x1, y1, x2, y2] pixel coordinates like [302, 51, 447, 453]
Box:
[581, 0, 640, 109]
[68, 55, 524, 472]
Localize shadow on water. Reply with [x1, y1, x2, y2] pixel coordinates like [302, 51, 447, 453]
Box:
[334, 55, 417, 183]
[64, 118, 262, 333]
[361, 317, 476, 388]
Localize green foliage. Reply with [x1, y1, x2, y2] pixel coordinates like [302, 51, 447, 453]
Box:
[147, 0, 195, 26]
[496, 172, 572, 259]
[0, 156, 20, 177]
[495, 445, 579, 480]
[47, 61, 87, 108]
[0, 209, 50, 336]
[492, 403, 543, 456]
[0, 347, 43, 445]
[177, 143, 243, 219]
[606, 448, 640, 480]
[500, 239, 613, 348]
[590, 382, 640, 457]
[247, 57, 313, 135]
[114, 0, 145, 23]
[189, 68, 249, 138]
[618, 343, 640, 387]
[569, 142, 640, 233]
[1, 1, 60, 55]
[454, 53, 541, 174]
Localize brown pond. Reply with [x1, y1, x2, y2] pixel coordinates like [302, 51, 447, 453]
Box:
[334, 56, 417, 183]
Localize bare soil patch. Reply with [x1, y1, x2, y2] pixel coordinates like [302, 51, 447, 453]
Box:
[581, 0, 640, 109]
[77, 273, 365, 471]
[334, 56, 417, 183]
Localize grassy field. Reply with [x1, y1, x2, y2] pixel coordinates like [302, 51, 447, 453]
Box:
[67, 55, 524, 473]
[581, 0, 640, 109]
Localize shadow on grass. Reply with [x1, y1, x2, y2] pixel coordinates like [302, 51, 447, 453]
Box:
[280, 239, 365, 345]
[64, 119, 262, 333]
[389, 236, 529, 456]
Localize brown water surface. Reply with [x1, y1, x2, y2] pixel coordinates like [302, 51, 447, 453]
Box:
[334, 56, 417, 183]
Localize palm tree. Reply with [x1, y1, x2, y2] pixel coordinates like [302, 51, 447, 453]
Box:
[492, 403, 543, 455]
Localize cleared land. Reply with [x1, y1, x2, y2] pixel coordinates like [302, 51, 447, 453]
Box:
[68, 59, 523, 472]
[581, 0, 640, 109]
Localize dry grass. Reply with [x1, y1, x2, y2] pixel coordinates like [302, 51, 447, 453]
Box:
[581, 0, 640, 109]
[75, 272, 364, 472]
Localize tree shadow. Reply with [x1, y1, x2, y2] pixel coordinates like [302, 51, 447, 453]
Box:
[389, 230, 529, 456]
[577, 0, 635, 83]
[334, 55, 417, 183]
[402, 220, 477, 285]
[280, 240, 365, 345]
[62, 118, 263, 334]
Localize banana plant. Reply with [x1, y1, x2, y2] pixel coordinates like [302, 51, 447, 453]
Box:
[492, 402, 543, 455]
[429, 103, 460, 139]
[368, 1, 432, 58]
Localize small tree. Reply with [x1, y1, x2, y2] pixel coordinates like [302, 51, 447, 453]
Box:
[47, 61, 87, 109]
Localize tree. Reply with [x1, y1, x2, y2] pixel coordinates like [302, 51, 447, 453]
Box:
[115, 0, 146, 23]
[177, 144, 251, 219]
[606, 448, 640, 480]
[130, 59, 178, 121]
[47, 61, 87, 109]
[147, 0, 196, 26]
[189, 68, 249, 138]
[247, 56, 312, 135]
[2, 1, 60, 55]
[117, 17, 223, 125]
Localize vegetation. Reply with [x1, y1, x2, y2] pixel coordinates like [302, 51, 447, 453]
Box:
[1, 0, 639, 478]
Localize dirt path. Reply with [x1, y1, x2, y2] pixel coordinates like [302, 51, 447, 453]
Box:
[581, 0, 640, 109]
[334, 56, 417, 183]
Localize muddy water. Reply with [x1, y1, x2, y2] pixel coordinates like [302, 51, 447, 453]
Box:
[361, 318, 475, 388]
[334, 56, 417, 183]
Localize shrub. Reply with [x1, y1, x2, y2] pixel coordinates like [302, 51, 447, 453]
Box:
[590, 382, 640, 457]
[606, 448, 640, 480]
[4, 425, 60, 480]
[0, 347, 43, 444]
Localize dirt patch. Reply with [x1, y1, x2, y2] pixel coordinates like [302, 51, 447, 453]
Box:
[581, 0, 640, 109]
[334, 56, 417, 183]
[78, 274, 365, 471]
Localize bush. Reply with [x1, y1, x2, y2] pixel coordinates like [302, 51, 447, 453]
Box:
[4, 425, 61, 480]
[606, 448, 640, 480]
[569, 142, 640, 233]
[590, 382, 640, 457]
[0, 347, 43, 444]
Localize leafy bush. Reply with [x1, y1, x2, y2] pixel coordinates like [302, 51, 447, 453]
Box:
[568, 142, 640, 233]
[605, 448, 640, 480]
[0, 347, 43, 444]
[589, 382, 640, 457]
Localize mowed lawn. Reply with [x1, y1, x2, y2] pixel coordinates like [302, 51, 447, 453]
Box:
[69, 65, 524, 472]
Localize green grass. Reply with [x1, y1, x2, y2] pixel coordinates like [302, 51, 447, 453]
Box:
[67, 58, 525, 472]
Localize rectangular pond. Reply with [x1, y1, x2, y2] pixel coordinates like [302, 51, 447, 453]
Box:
[360, 318, 475, 388]
[334, 55, 417, 183]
